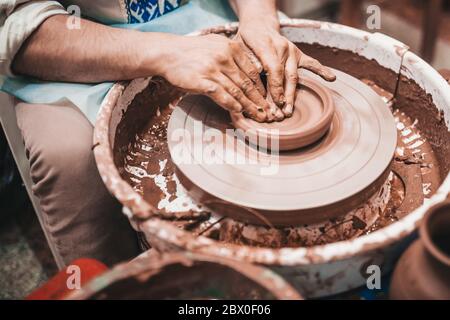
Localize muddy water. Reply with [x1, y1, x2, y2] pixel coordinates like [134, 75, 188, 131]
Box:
[120, 86, 440, 248]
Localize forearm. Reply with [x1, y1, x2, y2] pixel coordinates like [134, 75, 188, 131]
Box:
[229, 0, 279, 29]
[12, 15, 176, 83]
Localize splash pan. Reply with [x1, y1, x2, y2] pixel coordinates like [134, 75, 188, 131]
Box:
[93, 20, 450, 297]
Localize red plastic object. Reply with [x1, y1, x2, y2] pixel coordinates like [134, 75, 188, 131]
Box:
[26, 258, 108, 300]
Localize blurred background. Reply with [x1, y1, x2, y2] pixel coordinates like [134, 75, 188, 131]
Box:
[1, 0, 449, 299]
[278, 0, 450, 69]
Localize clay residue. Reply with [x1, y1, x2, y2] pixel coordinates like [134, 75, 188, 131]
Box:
[396, 75, 450, 181]
[118, 82, 439, 248]
[205, 178, 391, 247]
[297, 43, 399, 93]
[113, 77, 182, 171]
[115, 45, 445, 249]
[121, 102, 212, 233]
[203, 109, 438, 248]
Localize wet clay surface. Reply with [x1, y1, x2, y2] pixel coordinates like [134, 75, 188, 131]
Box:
[115, 44, 443, 248]
[396, 74, 450, 181]
[120, 103, 212, 231]
[230, 77, 335, 151]
[297, 43, 400, 94]
[167, 69, 397, 227]
[119, 84, 440, 248]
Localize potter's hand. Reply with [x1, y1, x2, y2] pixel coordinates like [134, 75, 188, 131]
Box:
[158, 34, 272, 122]
[237, 22, 336, 117]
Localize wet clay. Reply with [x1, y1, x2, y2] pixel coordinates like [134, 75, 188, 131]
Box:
[230, 77, 335, 151]
[121, 102, 213, 231]
[296, 43, 400, 93]
[396, 75, 449, 181]
[115, 44, 443, 248]
[122, 103, 436, 248]
[119, 87, 437, 247]
[167, 69, 397, 227]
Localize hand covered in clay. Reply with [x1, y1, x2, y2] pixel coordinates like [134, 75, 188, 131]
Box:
[236, 21, 336, 117]
[158, 34, 274, 122]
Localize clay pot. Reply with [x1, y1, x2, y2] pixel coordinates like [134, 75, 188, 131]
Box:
[390, 201, 450, 299]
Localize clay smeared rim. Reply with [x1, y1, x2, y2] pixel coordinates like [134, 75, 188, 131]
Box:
[93, 19, 450, 266]
[66, 251, 302, 300]
[230, 77, 335, 150]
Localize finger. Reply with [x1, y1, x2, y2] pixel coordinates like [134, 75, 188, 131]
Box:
[223, 65, 276, 121]
[298, 54, 336, 82]
[199, 80, 243, 113]
[265, 57, 286, 107]
[233, 34, 286, 106]
[266, 90, 285, 122]
[249, 43, 286, 106]
[283, 48, 299, 117]
[232, 34, 264, 72]
[233, 43, 266, 97]
[217, 74, 267, 122]
[265, 41, 290, 107]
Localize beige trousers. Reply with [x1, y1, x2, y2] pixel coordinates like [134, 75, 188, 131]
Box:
[15, 101, 140, 267]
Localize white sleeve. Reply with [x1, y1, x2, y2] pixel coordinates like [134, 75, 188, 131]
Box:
[0, 0, 68, 76]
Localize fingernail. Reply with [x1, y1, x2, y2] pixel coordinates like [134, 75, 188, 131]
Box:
[266, 116, 275, 123]
[283, 103, 293, 117]
[234, 104, 243, 112]
[275, 108, 285, 121]
[256, 111, 268, 123]
[268, 103, 278, 121]
[326, 70, 336, 82]
[266, 109, 275, 122]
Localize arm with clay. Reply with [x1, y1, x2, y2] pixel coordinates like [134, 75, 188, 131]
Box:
[229, 0, 336, 117]
[6, 2, 273, 121]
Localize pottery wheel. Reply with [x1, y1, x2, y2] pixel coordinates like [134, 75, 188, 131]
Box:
[167, 69, 397, 226]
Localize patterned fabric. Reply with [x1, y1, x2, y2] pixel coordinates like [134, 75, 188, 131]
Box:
[125, 0, 184, 23]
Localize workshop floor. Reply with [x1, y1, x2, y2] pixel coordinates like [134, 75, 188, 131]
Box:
[0, 188, 57, 299]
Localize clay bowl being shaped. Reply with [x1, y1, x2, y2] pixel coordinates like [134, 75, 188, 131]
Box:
[230, 77, 335, 151]
[390, 201, 450, 300]
[166, 68, 397, 227]
[66, 251, 302, 300]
